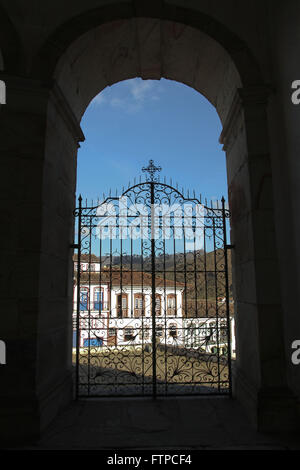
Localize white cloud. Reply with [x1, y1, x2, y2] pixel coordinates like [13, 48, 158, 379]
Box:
[91, 79, 162, 113]
[129, 80, 154, 102]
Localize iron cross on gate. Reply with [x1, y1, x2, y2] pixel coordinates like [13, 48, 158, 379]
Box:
[142, 160, 162, 182]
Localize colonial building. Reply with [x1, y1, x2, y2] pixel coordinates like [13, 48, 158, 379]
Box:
[73, 258, 235, 355]
[73, 260, 184, 347]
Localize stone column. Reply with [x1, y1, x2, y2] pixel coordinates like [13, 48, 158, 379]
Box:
[220, 85, 298, 431]
[0, 74, 84, 443]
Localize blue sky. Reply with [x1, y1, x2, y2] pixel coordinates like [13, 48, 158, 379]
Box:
[77, 78, 227, 205]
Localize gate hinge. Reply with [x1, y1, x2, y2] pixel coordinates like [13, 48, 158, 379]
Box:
[225, 244, 235, 250]
[70, 243, 79, 249]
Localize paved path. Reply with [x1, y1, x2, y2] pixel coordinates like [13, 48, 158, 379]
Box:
[17, 397, 300, 450]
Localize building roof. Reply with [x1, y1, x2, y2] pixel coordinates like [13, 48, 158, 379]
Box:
[73, 253, 100, 262]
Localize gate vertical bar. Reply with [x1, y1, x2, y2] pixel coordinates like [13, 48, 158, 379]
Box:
[76, 194, 82, 400]
[221, 196, 232, 396]
[87, 215, 92, 396]
[212, 217, 221, 391]
[150, 181, 157, 398]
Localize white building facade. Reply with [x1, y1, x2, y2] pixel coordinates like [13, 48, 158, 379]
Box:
[73, 261, 235, 355]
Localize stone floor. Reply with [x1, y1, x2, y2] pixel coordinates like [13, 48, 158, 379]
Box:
[16, 396, 300, 450]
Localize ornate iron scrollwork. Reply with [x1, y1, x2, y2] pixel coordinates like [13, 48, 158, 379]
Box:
[73, 162, 232, 397]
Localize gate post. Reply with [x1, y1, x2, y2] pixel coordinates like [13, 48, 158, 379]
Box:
[221, 196, 233, 396]
[0, 74, 84, 443]
[221, 86, 298, 431]
[75, 195, 82, 399]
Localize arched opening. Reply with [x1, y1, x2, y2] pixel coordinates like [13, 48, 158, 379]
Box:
[53, 18, 242, 123]
[50, 16, 242, 400]
[73, 77, 235, 397]
[37, 13, 288, 428]
[1, 4, 295, 442]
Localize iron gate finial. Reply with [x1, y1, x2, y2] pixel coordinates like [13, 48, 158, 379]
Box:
[142, 159, 162, 182]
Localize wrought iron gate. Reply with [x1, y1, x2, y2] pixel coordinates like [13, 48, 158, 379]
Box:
[73, 161, 232, 397]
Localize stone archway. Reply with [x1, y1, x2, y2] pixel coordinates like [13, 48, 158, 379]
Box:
[0, 2, 297, 443]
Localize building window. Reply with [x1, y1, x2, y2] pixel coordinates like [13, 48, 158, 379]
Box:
[117, 294, 128, 318]
[124, 327, 134, 341]
[134, 294, 145, 317]
[156, 326, 163, 337]
[94, 289, 103, 310]
[169, 324, 177, 338]
[80, 288, 88, 311]
[167, 294, 176, 316]
[151, 294, 161, 315]
[135, 298, 143, 308]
